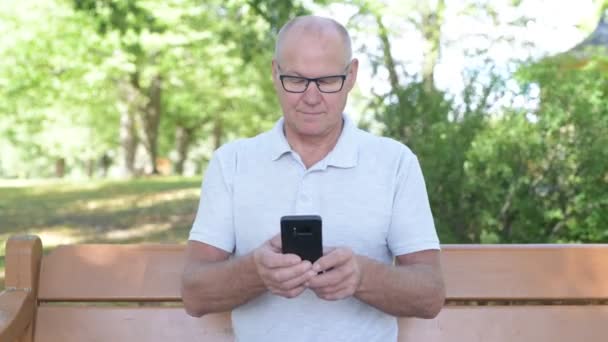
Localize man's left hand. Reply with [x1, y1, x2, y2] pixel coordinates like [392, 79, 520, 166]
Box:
[307, 247, 363, 301]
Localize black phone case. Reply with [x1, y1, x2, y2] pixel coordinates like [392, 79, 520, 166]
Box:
[281, 215, 322, 263]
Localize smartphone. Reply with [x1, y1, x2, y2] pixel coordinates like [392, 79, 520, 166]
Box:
[281, 215, 322, 263]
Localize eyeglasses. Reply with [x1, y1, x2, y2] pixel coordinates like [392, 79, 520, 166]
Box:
[277, 64, 349, 93]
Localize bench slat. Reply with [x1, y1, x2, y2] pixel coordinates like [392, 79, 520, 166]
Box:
[443, 244, 608, 300]
[34, 305, 608, 342]
[35, 306, 232, 342]
[399, 305, 608, 341]
[38, 245, 184, 301]
[38, 244, 608, 301]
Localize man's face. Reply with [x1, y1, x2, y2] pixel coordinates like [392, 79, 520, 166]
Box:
[272, 30, 358, 139]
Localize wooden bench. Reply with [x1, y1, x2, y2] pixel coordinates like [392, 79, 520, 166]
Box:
[1, 235, 607, 341]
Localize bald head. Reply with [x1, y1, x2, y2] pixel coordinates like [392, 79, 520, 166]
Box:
[274, 16, 352, 65]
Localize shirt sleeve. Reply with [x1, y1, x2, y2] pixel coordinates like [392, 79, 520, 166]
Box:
[387, 151, 440, 256]
[188, 149, 235, 253]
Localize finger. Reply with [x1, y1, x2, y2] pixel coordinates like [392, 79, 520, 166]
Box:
[269, 234, 282, 251]
[262, 249, 301, 268]
[270, 261, 312, 283]
[270, 284, 307, 299]
[322, 246, 336, 255]
[277, 267, 317, 291]
[307, 267, 347, 289]
[313, 248, 351, 273]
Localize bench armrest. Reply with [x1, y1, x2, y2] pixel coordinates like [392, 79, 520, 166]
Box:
[0, 289, 35, 341]
[2, 235, 43, 342]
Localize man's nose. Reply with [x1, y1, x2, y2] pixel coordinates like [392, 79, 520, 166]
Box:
[302, 81, 322, 104]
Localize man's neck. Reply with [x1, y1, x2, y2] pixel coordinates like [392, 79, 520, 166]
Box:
[285, 120, 344, 169]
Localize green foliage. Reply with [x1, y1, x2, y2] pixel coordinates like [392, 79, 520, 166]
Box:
[73, 0, 166, 34]
[364, 0, 606, 243]
[0, 0, 118, 177]
[376, 57, 607, 243]
[1, 0, 606, 244]
[375, 80, 489, 243]
[511, 58, 608, 242]
[1, 0, 311, 177]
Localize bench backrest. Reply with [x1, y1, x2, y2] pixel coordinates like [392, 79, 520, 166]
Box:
[18, 242, 608, 341]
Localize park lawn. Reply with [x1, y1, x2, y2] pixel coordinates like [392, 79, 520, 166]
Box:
[0, 176, 203, 290]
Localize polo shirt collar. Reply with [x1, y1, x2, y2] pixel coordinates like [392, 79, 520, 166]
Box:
[325, 115, 358, 168]
[270, 117, 292, 161]
[269, 114, 359, 169]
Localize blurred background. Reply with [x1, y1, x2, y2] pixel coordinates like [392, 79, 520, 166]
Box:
[1, 0, 607, 286]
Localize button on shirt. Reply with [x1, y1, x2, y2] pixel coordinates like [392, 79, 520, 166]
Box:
[189, 114, 439, 342]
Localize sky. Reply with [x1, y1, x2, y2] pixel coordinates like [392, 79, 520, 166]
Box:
[309, 0, 600, 118]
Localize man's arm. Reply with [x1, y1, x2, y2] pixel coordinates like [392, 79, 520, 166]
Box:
[181, 236, 316, 317]
[356, 250, 445, 318]
[307, 249, 445, 318]
[181, 241, 264, 317]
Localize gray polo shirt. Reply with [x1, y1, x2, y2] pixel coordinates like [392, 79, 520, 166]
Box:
[190, 114, 439, 341]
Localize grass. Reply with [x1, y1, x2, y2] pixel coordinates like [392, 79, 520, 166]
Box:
[0, 176, 202, 290]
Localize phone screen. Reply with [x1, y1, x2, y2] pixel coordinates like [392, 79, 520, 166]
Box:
[280, 215, 322, 263]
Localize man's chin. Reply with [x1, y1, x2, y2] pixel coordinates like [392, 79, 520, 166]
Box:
[297, 126, 324, 137]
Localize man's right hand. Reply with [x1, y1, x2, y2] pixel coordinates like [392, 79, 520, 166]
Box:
[253, 234, 316, 298]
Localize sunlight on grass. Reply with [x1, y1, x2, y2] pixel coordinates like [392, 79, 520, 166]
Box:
[0, 178, 81, 188]
[1, 228, 88, 250]
[0, 178, 106, 194]
[0, 177, 201, 290]
[68, 188, 200, 212]
[37, 228, 88, 247]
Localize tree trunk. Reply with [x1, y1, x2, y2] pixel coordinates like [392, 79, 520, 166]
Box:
[117, 74, 142, 178]
[140, 74, 162, 175]
[87, 159, 94, 178]
[100, 152, 112, 178]
[213, 117, 223, 151]
[174, 125, 193, 175]
[119, 107, 138, 178]
[375, 14, 400, 93]
[119, 69, 163, 177]
[55, 158, 66, 178]
[420, 0, 446, 93]
[375, 13, 409, 141]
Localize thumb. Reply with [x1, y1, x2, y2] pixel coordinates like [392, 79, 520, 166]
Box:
[269, 233, 282, 252]
[323, 246, 336, 255]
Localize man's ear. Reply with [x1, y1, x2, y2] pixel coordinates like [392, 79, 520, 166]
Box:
[345, 58, 359, 92]
[271, 59, 278, 80]
[271, 59, 283, 93]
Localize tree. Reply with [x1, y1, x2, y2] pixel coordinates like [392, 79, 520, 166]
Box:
[0, 0, 118, 178]
[345, 0, 525, 242]
[69, 0, 317, 176]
